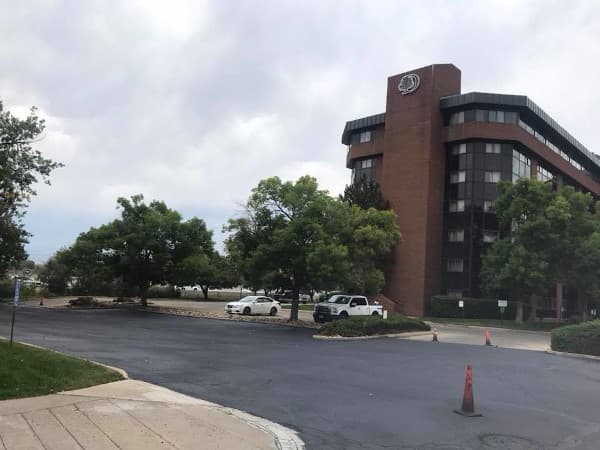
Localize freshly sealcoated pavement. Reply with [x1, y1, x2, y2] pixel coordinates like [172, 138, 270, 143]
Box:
[1, 305, 598, 449]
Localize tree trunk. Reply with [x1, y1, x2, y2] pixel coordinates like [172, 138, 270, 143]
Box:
[528, 294, 538, 322]
[555, 283, 563, 321]
[578, 290, 588, 321]
[289, 288, 300, 321]
[515, 301, 523, 323]
[140, 284, 148, 307]
[201, 285, 209, 300]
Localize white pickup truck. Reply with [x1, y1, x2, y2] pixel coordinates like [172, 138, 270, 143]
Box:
[312, 295, 383, 323]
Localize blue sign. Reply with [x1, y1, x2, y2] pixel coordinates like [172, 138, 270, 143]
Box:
[13, 279, 20, 305]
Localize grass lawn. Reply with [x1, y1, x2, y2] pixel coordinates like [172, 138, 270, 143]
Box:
[0, 340, 123, 400]
[424, 317, 564, 331]
[281, 304, 315, 311]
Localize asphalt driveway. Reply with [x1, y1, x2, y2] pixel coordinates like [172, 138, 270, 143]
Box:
[1, 305, 599, 450]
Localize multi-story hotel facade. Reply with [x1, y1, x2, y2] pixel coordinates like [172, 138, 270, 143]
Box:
[342, 64, 600, 317]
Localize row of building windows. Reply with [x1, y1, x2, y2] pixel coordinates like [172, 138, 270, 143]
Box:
[512, 149, 531, 182]
[518, 119, 585, 172]
[349, 130, 373, 145]
[451, 169, 502, 184]
[448, 199, 496, 213]
[447, 258, 464, 273]
[537, 165, 553, 182]
[448, 229, 498, 243]
[447, 108, 587, 174]
[351, 157, 376, 183]
[450, 143, 555, 184]
[451, 142, 506, 156]
[448, 109, 518, 125]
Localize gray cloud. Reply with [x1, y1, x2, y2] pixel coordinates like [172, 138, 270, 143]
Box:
[1, 0, 598, 261]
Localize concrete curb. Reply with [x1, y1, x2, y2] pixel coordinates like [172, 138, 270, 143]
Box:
[425, 321, 552, 335]
[225, 407, 305, 450]
[141, 306, 321, 329]
[1, 338, 304, 449]
[313, 330, 432, 340]
[545, 349, 600, 362]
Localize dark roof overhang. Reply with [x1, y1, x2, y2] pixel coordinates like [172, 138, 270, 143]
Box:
[440, 92, 600, 171]
[341, 112, 385, 145]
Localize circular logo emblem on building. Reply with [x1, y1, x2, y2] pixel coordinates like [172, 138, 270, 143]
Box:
[398, 74, 420, 95]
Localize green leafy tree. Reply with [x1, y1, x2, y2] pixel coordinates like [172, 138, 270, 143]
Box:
[39, 251, 71, 295]
[173, 253, 239, 300]
[0, 101, 62, 273]
[481, 178, 600, 320]
[339, 180, 387, 210]
[226, 176, 401, 320]
[57, 195, 217, 306]
[481, 179, 555, 298]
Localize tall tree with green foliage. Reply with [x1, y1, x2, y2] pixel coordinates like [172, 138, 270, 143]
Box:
[57, 195, 216, 306]
[39, 251, 71, 295]
[172, 252, 238, 300]
[481, 178, 600, 320]
[226, 176, 401, 320]
[0, 101, 62, 273]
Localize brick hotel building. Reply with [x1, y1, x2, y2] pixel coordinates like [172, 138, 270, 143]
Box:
[342, 64, 600, 317]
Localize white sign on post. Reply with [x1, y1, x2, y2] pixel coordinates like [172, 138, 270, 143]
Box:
[458, 300, 464, 308]
[498, 299, 508, 308]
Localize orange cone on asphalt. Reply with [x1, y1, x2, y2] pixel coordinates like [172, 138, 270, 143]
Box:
[432, 327, 438, 342]
[454, 365, 482, 417]
[485, 329, 491, 346]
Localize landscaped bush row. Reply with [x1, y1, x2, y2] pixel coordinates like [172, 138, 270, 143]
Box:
[317, 315, 430, 337]
[429, 295, 524, 320]
[551, 320, 600, 356]
[0, 279, 37, 300]
[147, 284, 180, 298]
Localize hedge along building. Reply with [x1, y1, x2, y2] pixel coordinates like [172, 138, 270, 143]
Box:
[342, 64, 600, 318]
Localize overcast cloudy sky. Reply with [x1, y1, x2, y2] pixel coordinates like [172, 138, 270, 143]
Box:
[1, 0, 599, 262]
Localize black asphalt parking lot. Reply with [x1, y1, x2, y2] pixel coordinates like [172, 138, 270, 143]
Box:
[1, 305, 599, 449]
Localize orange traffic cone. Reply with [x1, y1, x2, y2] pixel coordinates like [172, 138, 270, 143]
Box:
[454, 365, 482, 417]
[432, 327, 438, 342]
[485, 329, 491, 346]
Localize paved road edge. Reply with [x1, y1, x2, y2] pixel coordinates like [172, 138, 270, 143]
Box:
[545, 349, 600, 361]
[1, 337, 304, 449]
[313, 331, 432, 340]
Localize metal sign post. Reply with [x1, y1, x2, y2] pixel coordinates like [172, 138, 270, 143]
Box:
[498, 299, 508, 327]
[10, 278, 20, 346]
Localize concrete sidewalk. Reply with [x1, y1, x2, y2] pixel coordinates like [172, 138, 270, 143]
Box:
[401, 322, 551, 351]
[0, 380, 303, 450]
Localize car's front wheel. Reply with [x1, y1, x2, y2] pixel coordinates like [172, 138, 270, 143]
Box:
[372, 311, 380, 316]
[270, 307, 278, 316]
[339, 311, 349, 319]
[243, 307, 251, 316]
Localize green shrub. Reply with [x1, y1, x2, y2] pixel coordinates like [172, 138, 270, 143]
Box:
[0, 279, 37, 300]
[147, 284, 180, 298]
[317, 315, 430, 337]
[430, 295, 520, 319]
[0, 280, 15, 300]
[68, 297, 100, 307]
[551, 320, 600, 356]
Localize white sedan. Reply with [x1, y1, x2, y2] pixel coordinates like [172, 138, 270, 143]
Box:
[225, 296, 281, 316]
